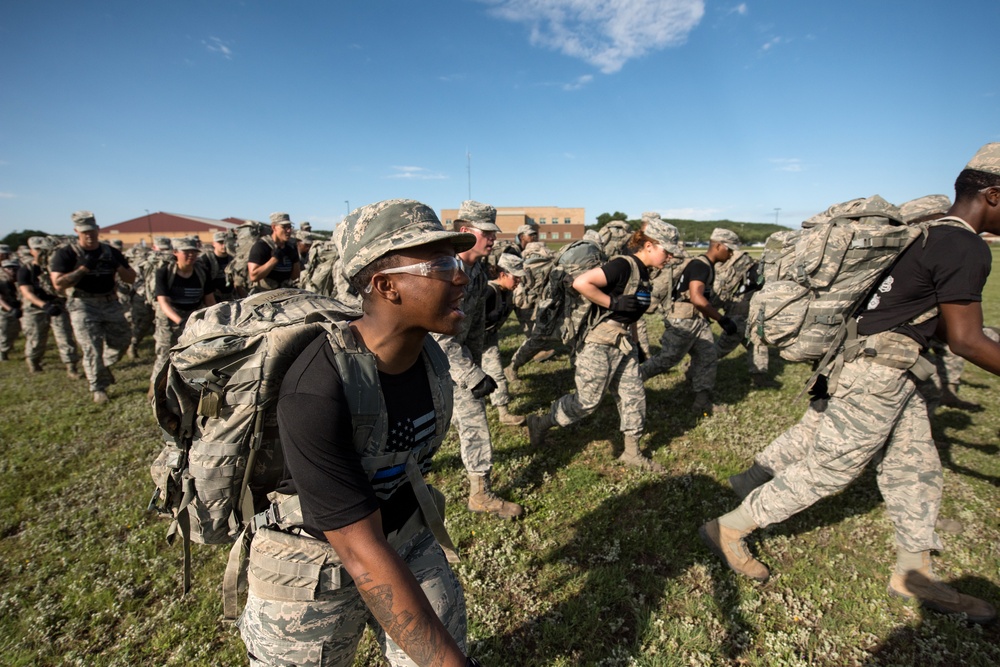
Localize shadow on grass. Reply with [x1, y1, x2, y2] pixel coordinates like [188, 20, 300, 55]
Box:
[863, 575, 1000, 666]
[475, 474, 759, 664]
[932, 410, 1000, 486]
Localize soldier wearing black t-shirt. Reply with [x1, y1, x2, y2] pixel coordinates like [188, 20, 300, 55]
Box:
[703, 142, 1000, 625]
[640, 228, 742, 415]
[0, 259, 21, 361]
[17, 237, 80, 376]
[246, 212, 301, 292]
[48, 211, 136, 403]
[198, 231, 235, 301]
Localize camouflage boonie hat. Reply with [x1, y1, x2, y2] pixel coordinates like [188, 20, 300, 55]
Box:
[154, 236, 172, 250]
[110, 239, 124, 249]
[644, 219, 684, 256]
[455, 200, 500, 232]
[516, 224, 538, 237]
[899, 195, 951, 223]
[213, 231, 227, 243]
[710, 228, 741, 251]
[336, 199, 477, 279]
[965, 142, 1000, 176]
[497, 252, 526, 278]
[269, 212, 293, 227]
[27, 236, 50, 250]
[172, 237, 198, 252]
[71, 210, 99, 232]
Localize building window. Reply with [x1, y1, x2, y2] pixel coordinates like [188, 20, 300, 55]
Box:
[564, 217, 571, 224]
[540, 232, 547, 240]
[563, 232, 571, 239]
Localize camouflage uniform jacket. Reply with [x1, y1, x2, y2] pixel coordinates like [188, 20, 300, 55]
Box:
[432, 257, 488, 389]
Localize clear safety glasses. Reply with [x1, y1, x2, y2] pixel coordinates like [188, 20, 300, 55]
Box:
[364, 256, 465, 294]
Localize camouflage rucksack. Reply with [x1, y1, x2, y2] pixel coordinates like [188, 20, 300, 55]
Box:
[598, 220, 633, 258]
[517, 240, 556, 312]
[148, 288, 457, 615]
[531, 235, 606, 344]
[226, 220, 270, 294]
[748, 195, 933, 363]
[139, 251, 185, 306]
[712, 250, 756, 310]
[297, 239, 340, 296]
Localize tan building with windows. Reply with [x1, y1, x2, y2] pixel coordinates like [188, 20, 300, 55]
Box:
[441, 205, 586, 245]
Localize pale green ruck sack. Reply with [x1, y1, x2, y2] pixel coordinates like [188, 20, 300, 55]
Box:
[530, 235, 606, 342]
[297, 239, 340, 296]
[748, 195, 917, 363]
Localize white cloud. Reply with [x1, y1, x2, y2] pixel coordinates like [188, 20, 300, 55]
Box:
[386, 166, 448, 180]
[562, 74, 594, 91]
[484, 0, 705, 74]
[761, 36, 780, 52]
[730, 3, 748, 16]
[204, 36, 234, 60]
[770, 158, 803, 172]
[0, 192, 15, 199]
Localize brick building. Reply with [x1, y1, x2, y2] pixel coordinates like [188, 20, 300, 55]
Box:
[98, 212, 243, 247]
[440, 205, 586, 244]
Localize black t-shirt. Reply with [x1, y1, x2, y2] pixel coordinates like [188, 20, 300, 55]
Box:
[857, 224, 990, 348]
[600, 255, 651, 324]
[248, 239, 299, 284]
[199, 252, 233, 295]
[49, 243, 130, 295]
[16, 264, 55, 303]
[154, 266, 207, 309]
[275, 333, 435, 539]
[675, 256, 714, 303]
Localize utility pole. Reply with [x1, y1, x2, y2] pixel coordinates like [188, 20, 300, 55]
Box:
[774, 207, 781, 225]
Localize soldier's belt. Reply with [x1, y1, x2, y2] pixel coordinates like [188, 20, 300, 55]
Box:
[668, 301, 699, 319]
[844, 330, 934, 380]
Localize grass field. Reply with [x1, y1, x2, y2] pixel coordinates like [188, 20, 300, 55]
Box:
[1, 248, 999, 666]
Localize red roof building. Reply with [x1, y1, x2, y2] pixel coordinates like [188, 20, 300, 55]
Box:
[99, 212, 243, 247]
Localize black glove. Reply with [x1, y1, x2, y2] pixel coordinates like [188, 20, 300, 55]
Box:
[272, 246, 288, 262]
[42, 302, 63, 318]
[470, 375, 498, 399]
[12, 306, 22, 319]
[82, 254, 100, 271]
[719, 316, 739, 336]
[808, 374, 830, 401]
[608, 294, 640, 313]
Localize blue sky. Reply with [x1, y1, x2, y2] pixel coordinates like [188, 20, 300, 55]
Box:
[2, 1, 998, 239]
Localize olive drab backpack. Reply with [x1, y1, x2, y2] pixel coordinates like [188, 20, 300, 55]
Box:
[746, 195, 961, 365]
[711, 250, 756, 310]
[518, 241, 556, 311]
[530, 236, 606, 343]
[297, 239, 341, 296]
[147, 289, 457, 616]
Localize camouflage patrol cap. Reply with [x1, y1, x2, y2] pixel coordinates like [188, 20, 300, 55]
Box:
[644, 218, 684, 256]
[213, 231, 227, 243]
[455, 200, 501, 232]
[710, 228, 741, 251]
[497, 252, 526, 278]
[71, 210, 99, 232]
[641, 211, 662, 225]
[1, 259, 19, 269]
[899, 195, 951, 223]
[154, 236, 172, 250]
[300, 221, 312, 232]
[27, 236, 50, 250]
[269, 212, 293, 227]
[0, 243, 10, 253]
[336, 199, 476, 279]
[110, 239, 124, 249]
[172, 237, 198, 252]
[516, 224, 538, 237]
[965, 142, 1000, 176]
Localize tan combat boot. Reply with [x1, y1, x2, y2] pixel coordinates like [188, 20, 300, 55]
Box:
[618, 435, 665, 473]
[496, 404, 526, 426]
[66, 362, 82, 379]
[699, 507, 769, 582]
[526, 412, 555, 447]
[468, 473, 524, 520]
[728, 463, 773, 500]
[503, 364, 518, 385]
[888, 550, 995, 624]
[93, 390, 109, 404]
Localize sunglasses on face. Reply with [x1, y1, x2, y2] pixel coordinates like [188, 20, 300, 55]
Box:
[364, 256, 464, 294]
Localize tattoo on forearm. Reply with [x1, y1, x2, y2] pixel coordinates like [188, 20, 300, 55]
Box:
[356, 579, 446, 667]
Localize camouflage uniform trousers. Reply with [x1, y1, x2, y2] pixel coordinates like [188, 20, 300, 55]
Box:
[743, 356, 942, 553]
[22, 303, 79, 365]
[67, 295, 131, 393]
[714, 298, 769, 375]
[0, 308, 21, 355]
[510, 331, 552, 370]
[548, 340, 645, 439]
[639, 316, 718, 392]
[238, 525, 466, 667]
[127, 295, 155, 348]
[480, 330, 512, 409]
[452, 381, 495, 474]
[150, 308, 194, 384]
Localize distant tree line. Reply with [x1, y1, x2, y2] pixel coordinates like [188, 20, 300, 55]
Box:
[1, 229, 53, 249]
[589, 212, 788, 246]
